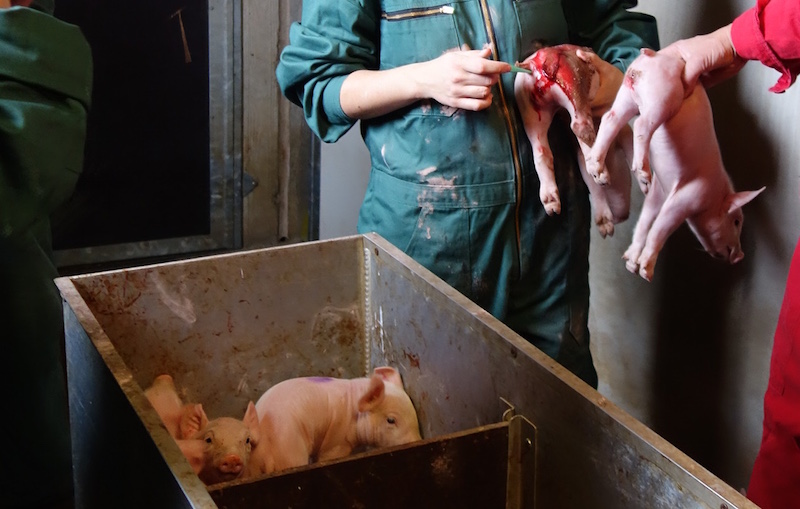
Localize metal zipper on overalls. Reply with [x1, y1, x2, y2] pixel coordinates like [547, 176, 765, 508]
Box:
[381, 5, 455, 21]
[477, 0, 524, 270]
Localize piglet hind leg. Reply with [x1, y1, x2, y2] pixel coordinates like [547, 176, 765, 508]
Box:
[531, 121, 561, 215]
[624, 175, 666, 277]
[515, 74, 561, 215]
[636, 186, 692, 281]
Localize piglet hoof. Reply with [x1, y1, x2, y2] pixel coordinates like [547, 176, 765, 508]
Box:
[638, 257, 656, 281]
[622, 248, 640, 274]
[635, 168, 652, 194]
[543, 201, 561, 215]
[592, 168, 609, 186]
[540, 188, 561, 215]
[595, 217, 615, 238]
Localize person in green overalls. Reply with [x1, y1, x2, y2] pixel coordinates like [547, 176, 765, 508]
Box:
[276, 1, 658, 388]
[0, 1, 92, 507]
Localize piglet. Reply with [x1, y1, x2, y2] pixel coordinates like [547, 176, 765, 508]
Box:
[586, 48, 765, 280]
[143, 374, 200, 440]
[181, 403, 261, 485]
[250, 366, 421, 474]
[514, 44, 632, 237]
[144, 374, 261, 485]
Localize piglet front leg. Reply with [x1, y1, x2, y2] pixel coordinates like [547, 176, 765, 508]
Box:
[588, 48, 686, 194]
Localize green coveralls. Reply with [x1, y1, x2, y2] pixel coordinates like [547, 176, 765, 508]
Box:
[276, 0, 658, 388]
[0, 4, 92, 507]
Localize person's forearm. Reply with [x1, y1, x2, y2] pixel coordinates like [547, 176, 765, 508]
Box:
[340, 67, 424, 120]
[340, 47, 508, 119]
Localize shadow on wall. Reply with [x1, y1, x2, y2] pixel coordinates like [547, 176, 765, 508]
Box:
[650, 0, 780, 489]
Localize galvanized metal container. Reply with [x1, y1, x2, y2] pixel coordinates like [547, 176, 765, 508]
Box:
[56, 233, 755, 509]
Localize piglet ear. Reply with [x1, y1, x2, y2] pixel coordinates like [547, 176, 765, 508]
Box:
[726, 186, 765, 213]
[180, 403, 209, 439]
[243, 401, 260, 447]
[357, 375, 386, 412]
[372, 366, 404, 389]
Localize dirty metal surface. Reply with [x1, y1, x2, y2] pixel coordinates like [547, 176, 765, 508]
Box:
[58, 233, 757, 509]
[62, 294, 215, 509]
[358, 233, 755, 509]
[64, 238, 367, 419]
[209, 423, 511, 509]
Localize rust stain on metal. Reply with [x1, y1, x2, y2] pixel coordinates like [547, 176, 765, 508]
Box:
[430, 454, 455, 481]
[311, 306, 362, 349]
[404, 350, 420, 369]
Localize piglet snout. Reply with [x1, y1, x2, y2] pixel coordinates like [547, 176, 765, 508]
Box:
[220, 454, 243, 474]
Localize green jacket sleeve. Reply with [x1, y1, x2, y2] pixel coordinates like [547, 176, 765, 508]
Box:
[563, 0, 660, 71]
[276, 0, 380, 143]
[0, 7, 93, 238]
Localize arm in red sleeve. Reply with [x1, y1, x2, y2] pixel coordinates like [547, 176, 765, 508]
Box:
[731, 0, 800, 93]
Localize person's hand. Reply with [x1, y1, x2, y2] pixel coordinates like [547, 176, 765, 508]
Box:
[340, 45, 509, 119]
[575, 48, 624, 117]
[414, 46, 510, 111]
[0, 0, 11, 8]
[660, 24, 747, 90]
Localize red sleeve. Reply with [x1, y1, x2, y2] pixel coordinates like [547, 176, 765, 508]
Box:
[730, 0, 800, 93]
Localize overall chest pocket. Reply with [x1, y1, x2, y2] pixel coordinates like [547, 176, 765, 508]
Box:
[514, 0, 569, 60]
[380, 0, 462, 69]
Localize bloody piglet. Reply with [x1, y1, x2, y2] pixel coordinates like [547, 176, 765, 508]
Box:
[514, 44, 632, 237]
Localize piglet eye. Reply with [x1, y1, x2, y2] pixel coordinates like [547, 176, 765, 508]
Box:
[205, 436, 212, 444]
[246, 437, 250, 444]
[735, 219, 741, 227]
[387, 417, 396, 425]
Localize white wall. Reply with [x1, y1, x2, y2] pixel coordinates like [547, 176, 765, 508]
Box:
[318, 0, 800, 490]
[319, 125, 370, 239]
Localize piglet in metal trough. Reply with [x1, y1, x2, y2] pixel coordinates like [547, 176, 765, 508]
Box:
[250, 366, 422, 474]
[586, 48, 765, 281]
[144, 374, 200, 440]
[514, 43, 632, 237]
[144, 374, 261, 485]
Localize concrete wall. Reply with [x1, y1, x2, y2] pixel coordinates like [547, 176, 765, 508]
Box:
[317, 0, 800, 491]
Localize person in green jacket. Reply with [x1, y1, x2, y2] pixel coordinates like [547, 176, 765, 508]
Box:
[0, 1, 92, 507]
[277, 1, 658, 388]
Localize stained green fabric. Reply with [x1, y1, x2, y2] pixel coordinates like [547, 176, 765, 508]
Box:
[276, 0, 659, 387]
[31, 0, 54, 15]
[0, 6, 92, 239]
[0, 6, 92, 508]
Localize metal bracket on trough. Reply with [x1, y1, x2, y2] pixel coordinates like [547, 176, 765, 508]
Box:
[502, 398, 537, 509]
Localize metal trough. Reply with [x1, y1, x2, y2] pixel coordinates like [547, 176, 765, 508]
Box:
[56, 233, 755, 509]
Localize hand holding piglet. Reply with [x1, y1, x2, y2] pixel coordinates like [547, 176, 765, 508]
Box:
[586, 48, 764, 281]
